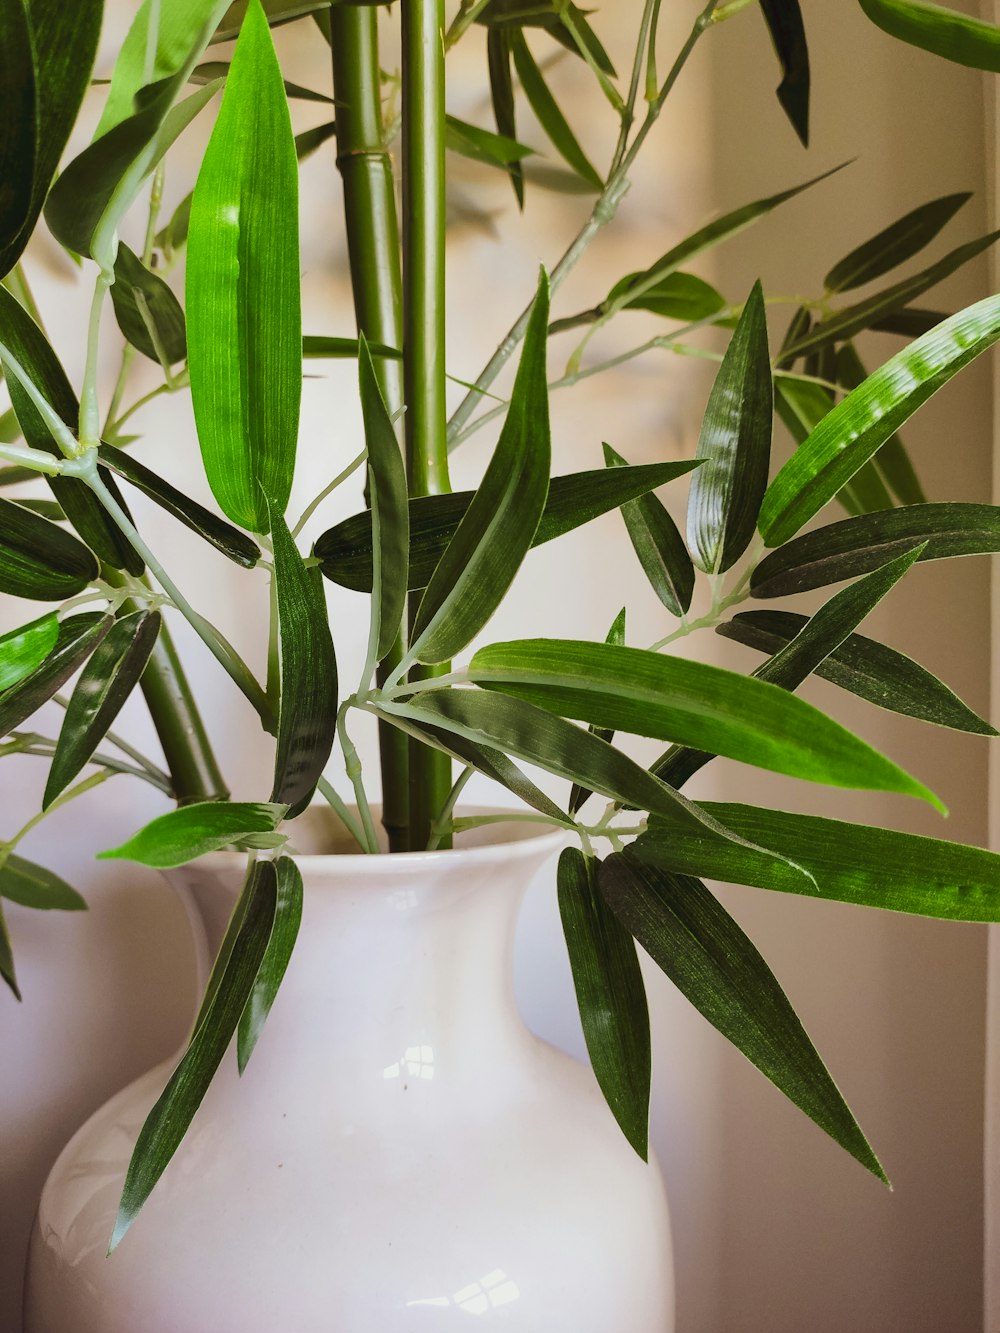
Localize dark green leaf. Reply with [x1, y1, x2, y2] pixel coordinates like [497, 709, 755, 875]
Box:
[237, 855, 302, 1072]
[870, 306, 948, 337]
[410, 272, 551, 665]
[824, 192, 972, 294]
[0, 0, 36, 277]
[15, 498, 65, 520]
[98, 445, 261, 568]
[303, 334, 401, 359]
[0, 901, 19, 999]
[0, 285, 143, 571]
[154, 191, 193, 258]
[835, 343, 925, 505]
[269, 506, 337, 814]
[192, 59, 334, 104]
[603, 444, 694, 617]
[781, 231, 1000, 362]
[294, 119, 338, 161]
[0, 613, 111, 737]
[638, 800, 1000, 922]
[111, 857, 277, 1249]
[687, 281, 771, 573]
[599, 851, 885, 1182]
[558, 848, 650, 1157]
[0, 495, 98, 600]
[0, 612, 58, 690]
[758, 295, 1000, 546]
[510, 31, 602, 189]
[487, 27, 524, 208]
[359, 338, 408, 662]
[100, 800, 287, 867]
[859, 0, 1000, 72]
[468, 638, 941, 806]
[316, 459, 697, 593]
[752, 502, 1000, 596]
[569, 606, 625, 815]
[214, 0, 347, 42]
[44, 610, 162, 808]
[110, 244, 187, 365]
[719, 609, 995, 735]
[445, 114, 535, 169]
[759, 0, 810, 146]
[187, 0, 301, 533]
[0, 854, 86, 910]
[773, 374, 874, 517]
[603, 271, 727, 324]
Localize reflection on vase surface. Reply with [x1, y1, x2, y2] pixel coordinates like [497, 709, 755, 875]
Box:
[24, 812, 674, 1331]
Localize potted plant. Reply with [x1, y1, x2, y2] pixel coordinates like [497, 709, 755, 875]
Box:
[4, 0, 1000, 1326]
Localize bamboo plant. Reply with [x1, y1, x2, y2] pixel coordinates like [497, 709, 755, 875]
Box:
[2, 0, 1000, 1248]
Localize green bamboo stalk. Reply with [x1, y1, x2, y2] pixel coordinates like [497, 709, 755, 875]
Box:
[401, 0, 452, 850]
[330, 5, 411, 852]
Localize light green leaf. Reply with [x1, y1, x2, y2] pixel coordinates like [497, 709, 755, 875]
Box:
[0, 612, 58, 691]
[0, 614, 111, 738]
[568, 606, 625, 815]
[99, 801, 288, 868]
[237, 855, 302, 1072]
[187, 0, 301, 533]
[835, 344, 925, 505]
[825, 192, 972, 294]
[0, 855, 86, 911]
[758, 295, 1000, 546]
[359, 337, 408, 662]
[858, 0, 1000, 72]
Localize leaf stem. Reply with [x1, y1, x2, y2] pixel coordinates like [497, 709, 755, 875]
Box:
[291, 447, 367, 538]
[79, 275, 112, 448]
[425, 764, 474, 850]
[443, 0, 491, 50]
[336, 704, 379, 853]
[316, 775, 369, 852]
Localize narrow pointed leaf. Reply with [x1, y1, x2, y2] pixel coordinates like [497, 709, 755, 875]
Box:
[0, 613, 111, 737]
[192, 60, 334, 105]
[294, 119, 338, 162]
[781, 231, 1000, 362]
[569, 606, 625, 814]
[487, 27, 524, 208]
[410, 273, 550, 664]
[44, 610, 162, 809]
[602, 271, 727, 324]
[510, 31, 602, 189]
[187, 0, 301, 533]
[759, 0, 810, 146]
[752, 502, 1000, 596]
[0, 855, 86, 911]
[237, 856, 302, 1072]
[835, 344, 925, 504]
[871, 306, 948, 337]
[0, 903, 19, 1000]
[688, 281, 772, 573]
[0, 286, 143, 572]
[444, 115, 535, 170]
[0, 496, 98, 600]
[97, 445, 261, 568]
[773, 374, 871, 517]
[599, 851, 886, 1182]
[270, 507, 337, 814]
[639, 801, 1000, 923]
[214, 0, 341, 41]
[825, 192, 971, 294]
[303, 335, 401, 360]
[0, 0, 35, 275]
[0, 612, 58, 689]
[758, 295, 1000, 546]
[110, 244, 187, 365]
[468, 638, 941, 806]
[111, 858, 277, 1249]
[603, 445, 694, 617]
[859, 0, 1000, 71]
[358, 339, 408, 661]
[316, 460, 697, 593]
[719, 609, 995, 734]
[100, 801, 287, 868]
[559, 848, 650, 1158]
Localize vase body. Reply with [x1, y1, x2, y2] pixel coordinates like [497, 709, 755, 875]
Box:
[24, 810, 674, 1331]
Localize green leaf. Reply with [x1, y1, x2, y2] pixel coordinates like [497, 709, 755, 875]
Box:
[858, 0, 1000, 72]
[410, 272, 551, 665]
[316, 459, 697, 593]
[237, 855, 302, 1072]
[0, 0, 103, 277]
[97, 445, 261, 568]
[759, 0, 810, 146]
[110, 244, 187, 365]
[187, 0, 302, 533]
[44, 610, 162, 809]
[445, 114, 535, 170]
[687, 281, 772, 574]
[752, 502, 1000, 596]
[559, 848, 650, 1158]
[269, 506, 337, 814]
[871, 306, 948, 337]
[834, 344, 925, 505]
[154, 191, 193, 258]
[359, 338, 408, 663]
[294, 119, 339, 162]
[192, 59, 334, 104]
[774, 372, 881, 518]
[719, 609, 995, 735]
[599, 851, 885, 1182]
[602, 271, 727, 324]
[100, 801, 287, 868]
[824, 191, 972, 294]
[638, 801, 1000, 923]
[510, 31, 602, 190]
[111, 857, 277, 1249]
[569, 606, 625, 815]
[0, 285, 144, 572]
[781, 230, 1000, 362]
[758, 295, 1000, 546]
[0, 613, 111, 737]
[0, 495, 98, 600]
[468, 638, 941, 806]
[0, 612, 58, 690]
[487, 27, 524, 208]
[0, 410, 23, 446]
[303, 334, 401, 360]
[0, 902, 19, 1000]
[0, 854, 86, 911]
[214, 0, 348, 42]
[603, 444, 694, 618]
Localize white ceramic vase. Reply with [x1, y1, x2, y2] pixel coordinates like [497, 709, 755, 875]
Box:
[23, 809, 674, 1331]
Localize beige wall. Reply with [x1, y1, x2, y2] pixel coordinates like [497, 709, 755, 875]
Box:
[0, 1, 994, 1329]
